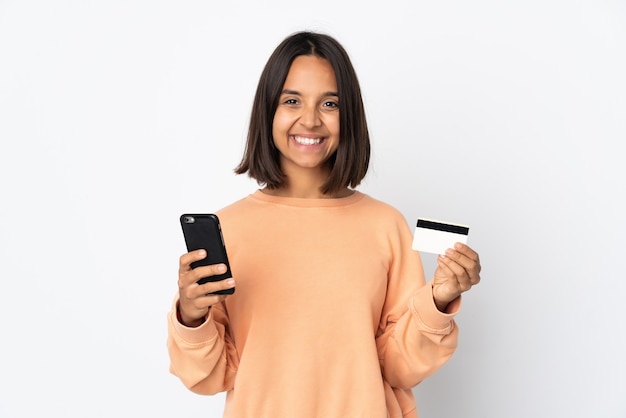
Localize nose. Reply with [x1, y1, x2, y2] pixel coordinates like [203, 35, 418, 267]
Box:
[299, 104, 322, 128]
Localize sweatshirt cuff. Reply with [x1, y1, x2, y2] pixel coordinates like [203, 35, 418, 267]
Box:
[409, 282, 461, 333]
[168, 299, 219, 345]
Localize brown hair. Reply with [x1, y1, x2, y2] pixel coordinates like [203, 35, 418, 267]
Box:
[234, 31, 370, 195]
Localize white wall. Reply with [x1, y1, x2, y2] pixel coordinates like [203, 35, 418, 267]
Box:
[1, 1, 624, 417]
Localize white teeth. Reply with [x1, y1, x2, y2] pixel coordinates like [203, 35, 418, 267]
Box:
[293, 136, 322, 145]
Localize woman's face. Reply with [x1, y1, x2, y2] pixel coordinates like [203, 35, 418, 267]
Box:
[272, 55, 340, 176]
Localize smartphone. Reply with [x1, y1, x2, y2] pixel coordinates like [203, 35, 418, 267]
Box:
[180, 214, 234, 295]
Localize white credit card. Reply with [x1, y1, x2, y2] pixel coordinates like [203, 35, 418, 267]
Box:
[412, 218, 470, 255]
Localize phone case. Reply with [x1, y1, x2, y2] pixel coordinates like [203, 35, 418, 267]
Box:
[180, 214, 234, 295]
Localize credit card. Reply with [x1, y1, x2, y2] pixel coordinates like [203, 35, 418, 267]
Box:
[412, 218, 469, 255]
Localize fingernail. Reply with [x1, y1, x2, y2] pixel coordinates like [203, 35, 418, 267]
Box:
[445, 248, 454, 255]
[217, 264, 227, 273]
[227, 279, 235, 287]
[198, 250, 206, 257]
[454, 242, 463, 249]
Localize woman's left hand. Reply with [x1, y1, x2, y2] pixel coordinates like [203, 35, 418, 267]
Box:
[432, 243, 481, 312]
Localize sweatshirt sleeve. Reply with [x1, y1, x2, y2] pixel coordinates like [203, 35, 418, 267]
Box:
[167, 296, 239, 395]
[375, 216, 461, 390]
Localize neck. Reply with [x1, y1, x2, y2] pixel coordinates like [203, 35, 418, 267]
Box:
[262, 186, 353, 199]
[263, 170, 352, 199]
[265, 159, 353, 199]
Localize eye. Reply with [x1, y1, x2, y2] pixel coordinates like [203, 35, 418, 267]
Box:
[283, 98, 298, 105]
[323, 101, 339, 109]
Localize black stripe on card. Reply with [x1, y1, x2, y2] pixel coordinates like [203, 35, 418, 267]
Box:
[416, 219, 469, 235]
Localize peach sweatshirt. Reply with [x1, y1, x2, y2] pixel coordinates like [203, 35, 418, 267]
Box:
[168, 190, 460, 418]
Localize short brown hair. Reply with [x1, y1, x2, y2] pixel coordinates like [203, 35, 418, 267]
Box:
[234, 31, 370, 195]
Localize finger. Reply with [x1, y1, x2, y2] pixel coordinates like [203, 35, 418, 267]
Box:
[438, 254, 473, 291]
[179, 277, 234, 310]
[445, 247, 481, 284]
[434, 258, 459, 290]
[452, 243, 481, 272]
[187, 282, 233, 311]
[179, 250, 207, 274]
[193, 293, 229, 309]
[197, 277, 236, 296]
[179, 293, 227, 325]
[188, 263, 228, 283]
[179, 260, 227, 290]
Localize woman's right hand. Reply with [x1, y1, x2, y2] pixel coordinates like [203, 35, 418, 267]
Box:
[177, 249, 236, 327]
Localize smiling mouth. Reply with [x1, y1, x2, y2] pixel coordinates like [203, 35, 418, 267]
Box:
[292, 135, 324, 145]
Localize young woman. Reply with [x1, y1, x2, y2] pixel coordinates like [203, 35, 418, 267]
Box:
[168, 31, 481, 418]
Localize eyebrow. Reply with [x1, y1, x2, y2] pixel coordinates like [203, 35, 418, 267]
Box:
[281, 89, 339, 98]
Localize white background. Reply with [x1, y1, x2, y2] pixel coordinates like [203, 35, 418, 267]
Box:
[1, 0, 625, 417]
